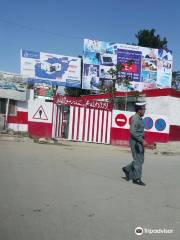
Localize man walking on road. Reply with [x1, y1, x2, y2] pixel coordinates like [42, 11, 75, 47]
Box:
[122, 102, 147, 186]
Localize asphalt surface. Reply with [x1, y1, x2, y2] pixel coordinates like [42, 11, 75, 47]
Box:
[0, 140, 180, 240]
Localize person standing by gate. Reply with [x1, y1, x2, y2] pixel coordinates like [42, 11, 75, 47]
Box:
[122, 102, 148, 186]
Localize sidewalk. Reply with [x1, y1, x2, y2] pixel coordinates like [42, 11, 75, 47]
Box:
[0, 132, 180, 155]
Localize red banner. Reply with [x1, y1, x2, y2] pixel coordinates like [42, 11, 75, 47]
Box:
[121, 63, 137, 73]
[53, 94, 112, 111]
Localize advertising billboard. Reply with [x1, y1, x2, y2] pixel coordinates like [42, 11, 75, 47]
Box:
[21, 50, 81, 88]
[34, 82, 54, 100]
[0, 72, 27, 101]
[82, 39, 173, 91]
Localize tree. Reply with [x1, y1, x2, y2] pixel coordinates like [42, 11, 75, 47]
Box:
[172, 71, 180, 90]
[135, 29, 168, 50]
[64, 87, 91, 97]
[101, 60, 134, 109]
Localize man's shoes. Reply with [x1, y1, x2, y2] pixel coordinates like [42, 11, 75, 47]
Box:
[122, 167, 130, 181]
[133, 179, 146, 186]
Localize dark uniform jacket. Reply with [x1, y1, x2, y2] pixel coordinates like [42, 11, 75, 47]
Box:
[129, 113, 145, 152]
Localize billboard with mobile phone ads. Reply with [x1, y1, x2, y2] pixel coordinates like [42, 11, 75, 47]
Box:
[82, 39, 173, 92]
[21, 50, 81, 88]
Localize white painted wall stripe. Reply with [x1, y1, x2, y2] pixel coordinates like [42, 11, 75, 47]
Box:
[68, 106, 74, 140]
[8, 123, 28, 132]
[74, 106, 78, 139]
[102, 111, 107, 143]
[78, 108, 84, 141]
[84, 108, 89, 142]
[107, 111, 112, 144]
[93, 110, 98, 142]
[52, 104, 57, 138]
[98, 110, 103, 143]
[89, 109, 94, 142]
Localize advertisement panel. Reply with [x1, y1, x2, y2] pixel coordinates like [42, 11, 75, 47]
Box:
[82, 39, 173, 91]
[156, 49, 173, 89]
[0, 72, 27, 101]
[117, 48, 142, 82]
[34, 82, 53, 100]
[21, 50, 81, 88]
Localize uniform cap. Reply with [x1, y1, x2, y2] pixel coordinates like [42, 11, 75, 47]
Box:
[135, 102, 146, 106]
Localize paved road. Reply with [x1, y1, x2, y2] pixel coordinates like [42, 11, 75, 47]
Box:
[0, 141, 179, 240]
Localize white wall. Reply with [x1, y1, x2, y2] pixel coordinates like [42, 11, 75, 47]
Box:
[8, 123, 28, 132]
[28, 100, 53, 123]
[16, 100, 28, 112]
[146, 96, 180, 126]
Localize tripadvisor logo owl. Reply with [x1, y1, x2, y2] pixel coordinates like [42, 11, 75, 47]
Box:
[135, 227, 143, 236]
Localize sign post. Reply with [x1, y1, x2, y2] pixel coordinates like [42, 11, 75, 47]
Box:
[5, 98, 9, 130]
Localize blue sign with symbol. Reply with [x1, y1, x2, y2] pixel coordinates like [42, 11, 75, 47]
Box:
[143, 117, 153, 130]
[155, 119, 166, 131]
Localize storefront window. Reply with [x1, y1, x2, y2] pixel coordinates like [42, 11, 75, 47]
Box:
[0, 98, 6, 114]
[0, 99, 16, 115]
[9, 100, 16, 115]
[62, 106, 70, 139]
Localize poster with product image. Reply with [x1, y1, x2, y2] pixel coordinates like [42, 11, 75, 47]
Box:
[82, 39, 173, 91]
[21, 50, 81, 88]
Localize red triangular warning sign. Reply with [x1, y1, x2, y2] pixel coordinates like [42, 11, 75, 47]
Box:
[32, 105, 48, 120]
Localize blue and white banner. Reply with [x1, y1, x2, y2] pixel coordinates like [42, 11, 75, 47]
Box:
[21, 50, 81, 88]
[82, 39, 173, 91]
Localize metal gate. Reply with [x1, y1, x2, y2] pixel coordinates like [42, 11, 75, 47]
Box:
[52, 105, 112, 144]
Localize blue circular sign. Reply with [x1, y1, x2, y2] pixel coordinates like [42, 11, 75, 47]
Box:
[143, 117, 153, 130]
[155, 119, 166, 131]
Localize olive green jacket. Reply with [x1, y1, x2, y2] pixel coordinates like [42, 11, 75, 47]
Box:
[129, 113, 144, 144]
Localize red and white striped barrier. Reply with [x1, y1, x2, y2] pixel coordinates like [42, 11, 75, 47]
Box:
[52, 105, 112, 144]
[68, 106, 112, 144]
[52, 94, 112, 144]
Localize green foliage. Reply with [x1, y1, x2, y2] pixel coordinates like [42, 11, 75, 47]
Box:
[27, 83, 34, 89]
[64, 87, 91, 97]
[107, 61, 134, 88]
[132, 91, 141, 102]
[135, 28, 168, 49]
[172, 71, 178, 78]
[104, 61, 134, 109]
